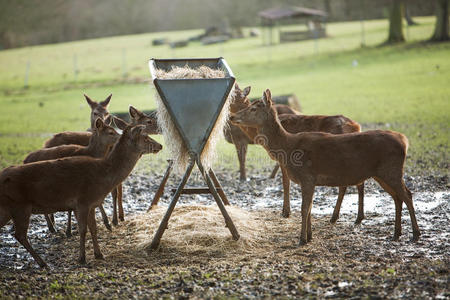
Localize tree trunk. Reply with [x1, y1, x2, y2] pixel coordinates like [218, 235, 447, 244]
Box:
[405, 5, 418, 26]
[387, 0, 405, 43]
[430, 0, 449, 41]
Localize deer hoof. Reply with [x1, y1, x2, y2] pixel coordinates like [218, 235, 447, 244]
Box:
[104, 223, 112, 232]
[119, 216, 124, 222]
[298, 238, 308, 246]
[330, 216, 338, 224]
[112, 219, 118, 226]
[282, 210, 290, 218]
[95, 253, 104, 260]
[65, 231, 72, 238]
[354, 218, 363, 225]
[78, 257, 87, 265]
[411, 232, 420, 243]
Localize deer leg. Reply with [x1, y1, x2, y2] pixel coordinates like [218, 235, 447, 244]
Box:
[269, 164, 280, 179]
[355, 183, 365, 224]
[299, 182, 315, 246]
[397, 183, 420, 242]
[236, 143, 248, 181]
[66, 211, 73, 238]
[0, 207, 12, 229]
[118, 184, 124, 221]
[307, 206, 313, 242]
[393, 196, 403, 240]
[75, 207, 89, 264]
[111, 188, 118, 226]
[44, 214, 57, 233]
[281, 166, 290, 218]
[330, 186, 346, 224]
[12, 208, 48, 268]
[87, 208, 103, 259]
[97, 205, 112, 231]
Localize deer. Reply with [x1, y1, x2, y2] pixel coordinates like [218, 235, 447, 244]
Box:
[230, 89, 420, 245]
[225, 84, 298, 181]
[45, 102, 159, 227]
[0, 124, 162, 268]
[44, 94, 112, 148]
[23, 118, 120, 237]
[230, 85, 364, 223]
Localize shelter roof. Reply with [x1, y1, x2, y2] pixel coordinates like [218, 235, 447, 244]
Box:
[259, 6, 327, 21]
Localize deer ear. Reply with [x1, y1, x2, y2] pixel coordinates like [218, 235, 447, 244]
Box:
[84, 94, 96, 108]
[100, 94, 112, 107]
[113, 116, 129, 131]
[234, 83, 241, 92]
[129, 106, 142, 119]
[95, 118, 104, 130]
[263, 89, 273, 107]
[242, 86, 251, 97]
[104, 115, 112, 125]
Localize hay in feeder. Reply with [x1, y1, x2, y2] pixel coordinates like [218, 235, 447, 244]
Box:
[128, 205, 266, 258]
[154, 65, 232, 174]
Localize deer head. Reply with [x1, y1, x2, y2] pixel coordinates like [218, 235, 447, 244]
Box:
[92, 117, 120, 150]
[230, 84, 251, 114]
[122, 125, 162, 154]
[129, 106, 159, 134]
[85, 94, 112, 130]
[230, 89, 275, 128]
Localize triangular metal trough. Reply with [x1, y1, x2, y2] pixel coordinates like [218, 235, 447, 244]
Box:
[147, 58, 240, 250]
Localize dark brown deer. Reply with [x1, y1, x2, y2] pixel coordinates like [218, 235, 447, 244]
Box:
[24, 118, 120, 237]
[44, 94, 112, 148]
[0, 124, 162, 267]
[224, 84, 298, 181]
[230, 89, 420, 244]
[231, 87, 364, 223]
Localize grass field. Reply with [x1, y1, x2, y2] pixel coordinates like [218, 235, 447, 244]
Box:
[0, 16, 448, 176]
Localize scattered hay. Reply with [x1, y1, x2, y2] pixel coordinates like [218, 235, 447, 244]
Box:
[154, 65, 233, 174]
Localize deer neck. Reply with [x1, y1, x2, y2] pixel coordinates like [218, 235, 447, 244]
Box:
[257, 112, 290, 158]
[85, 134, 109, 158]
[103, 136, 141, 187]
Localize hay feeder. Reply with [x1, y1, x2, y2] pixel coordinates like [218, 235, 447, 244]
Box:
[147, 58, 239, 249]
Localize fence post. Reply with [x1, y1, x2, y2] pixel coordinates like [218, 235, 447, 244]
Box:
[73, 54, 78, 81]
[24, 60, 30, 88]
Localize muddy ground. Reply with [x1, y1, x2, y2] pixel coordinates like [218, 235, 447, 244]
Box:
[0, 167, 449, 299]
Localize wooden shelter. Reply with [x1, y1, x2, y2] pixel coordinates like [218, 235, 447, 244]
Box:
[259, 6, 328, 44]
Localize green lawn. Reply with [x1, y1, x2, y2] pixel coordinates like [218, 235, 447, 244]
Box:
[0, 17, 448, 175]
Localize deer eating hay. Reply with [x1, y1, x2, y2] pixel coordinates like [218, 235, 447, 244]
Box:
[230, 89, 420, 245]
[153, 65, 231, 174]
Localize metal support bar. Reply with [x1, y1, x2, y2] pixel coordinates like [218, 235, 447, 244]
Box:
[148, 160, 173, 211]
[197, 160, 240, 241]
[148, 160, 195, 250]
[208, 169, 230, 205]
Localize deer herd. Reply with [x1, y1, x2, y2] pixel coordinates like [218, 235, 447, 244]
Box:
[0, 85, 420, 268]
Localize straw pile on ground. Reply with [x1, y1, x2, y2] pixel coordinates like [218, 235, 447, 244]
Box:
[154, 65, 232, 174]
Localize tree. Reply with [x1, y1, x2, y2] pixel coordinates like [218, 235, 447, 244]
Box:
[430, 0, 449, 41]
[386, 0, 405, 43]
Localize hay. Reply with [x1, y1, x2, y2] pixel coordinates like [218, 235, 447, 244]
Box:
[125, 205, 266, 257]
[154, 65, 232, 174]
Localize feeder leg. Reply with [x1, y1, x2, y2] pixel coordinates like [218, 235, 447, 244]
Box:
[148, 161, 195, 250]
[208, 169, 230, 206]
[148, 160, 173, 211]
[198, 161, 240, 241]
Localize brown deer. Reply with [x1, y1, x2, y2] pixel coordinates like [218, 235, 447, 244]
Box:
[23, 118, 120, 237]
[44, 94, 112, 148]
[45, 103, 159, 227]
[224, 84, 298, 181]
[231, 86, 364, 223]
[230, 89, 420, 244]
[0, 124, 162, 267]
